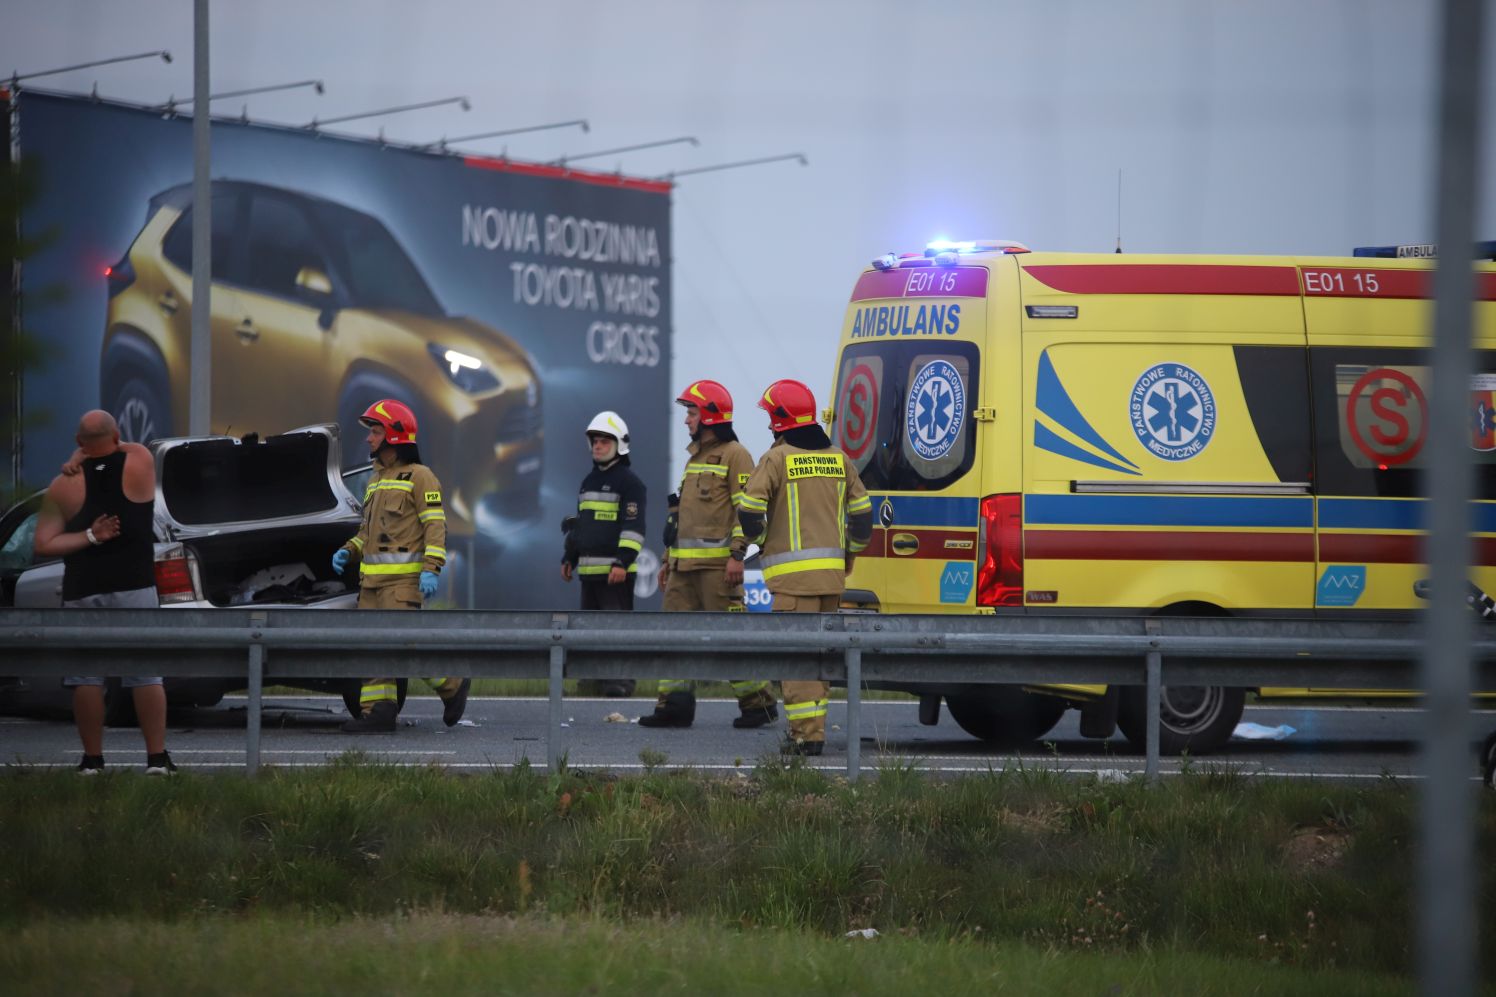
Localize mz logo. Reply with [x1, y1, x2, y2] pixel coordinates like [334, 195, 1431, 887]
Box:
[1316, 565, 1366, 608]
[940, 562, 973, 604]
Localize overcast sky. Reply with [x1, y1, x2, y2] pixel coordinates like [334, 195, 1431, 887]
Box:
[5, 0, 1493, 468]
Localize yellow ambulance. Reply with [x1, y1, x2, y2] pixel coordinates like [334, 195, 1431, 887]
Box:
[828, 239, 1496, 753]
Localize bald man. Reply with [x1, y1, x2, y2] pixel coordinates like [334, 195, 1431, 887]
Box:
[35, 410, 175, 775]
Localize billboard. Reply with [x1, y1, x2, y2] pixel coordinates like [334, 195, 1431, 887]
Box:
[7, 91, 672, 609]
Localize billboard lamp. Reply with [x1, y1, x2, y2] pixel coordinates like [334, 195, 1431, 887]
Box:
[554, 136, 698, 166]
[431, 118, 590, 153]
[662, 152, 809, 180]
[10, 50, 171, 85]
[307, 96, 470, 130]
[163, 79, 323, 115]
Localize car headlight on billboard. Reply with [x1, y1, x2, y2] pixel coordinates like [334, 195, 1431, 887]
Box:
[428, 343, 500, 393]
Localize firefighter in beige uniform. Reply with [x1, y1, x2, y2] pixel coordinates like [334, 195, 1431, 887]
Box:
[333, 399, 470, 733]
[737, 379, 872, 754]
[641, 379, 777, 728]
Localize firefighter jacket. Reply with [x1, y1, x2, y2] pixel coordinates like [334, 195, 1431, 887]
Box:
[738, 443, 873, 596]
[341, 460, 446, 587]
[564, 459, 647, 575]
[667, 434, 754, 572]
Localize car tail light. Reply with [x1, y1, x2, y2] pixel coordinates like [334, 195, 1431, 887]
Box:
[153, 543, 199, 604]
[106, 256, 136, 298]
[976, 493, 1023, 606]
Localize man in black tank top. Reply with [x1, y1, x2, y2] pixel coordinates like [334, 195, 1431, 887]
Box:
[34, 410, 175, 775]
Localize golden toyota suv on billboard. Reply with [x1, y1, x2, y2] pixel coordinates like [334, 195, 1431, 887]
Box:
[99, 180, 543, 537]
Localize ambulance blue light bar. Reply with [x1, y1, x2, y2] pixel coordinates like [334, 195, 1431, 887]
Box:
[1352, 241, 1496, 260]
[925, 239, 1031, 255]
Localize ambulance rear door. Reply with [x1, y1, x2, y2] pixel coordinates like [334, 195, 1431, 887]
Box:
[830, 260, 995, 614]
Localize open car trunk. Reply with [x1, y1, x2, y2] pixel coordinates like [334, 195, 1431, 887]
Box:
[153, 425, 362, 607]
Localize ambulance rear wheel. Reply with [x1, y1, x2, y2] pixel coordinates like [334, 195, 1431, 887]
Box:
[944, 687, 1066, 745]
[1117, 684, 1244, 755]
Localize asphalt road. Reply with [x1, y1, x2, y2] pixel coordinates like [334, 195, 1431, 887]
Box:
[6, 695, 1496, 781]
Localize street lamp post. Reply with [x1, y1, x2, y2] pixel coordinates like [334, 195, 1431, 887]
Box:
[8, 50, 171, 86]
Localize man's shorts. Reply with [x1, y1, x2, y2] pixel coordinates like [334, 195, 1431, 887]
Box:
[62, 586, 162, 687]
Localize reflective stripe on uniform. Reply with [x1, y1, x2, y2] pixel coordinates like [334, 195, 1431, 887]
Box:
[731, 491, 748, 507]
[577, 555, 637, 575]
[361, 562, 424, 575]
[363, 551, 424, 564]
[731, 680, 770, 697]
[760, 546, 844, 581]
[425, 546, 446, 560]
[618, 530, 645, 553]
[848, 494, 872, 514]
[787, 482, 801, 550]
[418, 510, 445, 523]
[737, 495, 768, 512]
[671, 535, 730, 559]
[675, 536, 730, 549]
[784, 698, 828, 720]
[360, 682, 398, 705]
[686, 462, 727, 476]
[579, 491, 620, 504]
[350, 536, 365, 550]
[837, 481, 846, 551]
[367, 480, 415, 493]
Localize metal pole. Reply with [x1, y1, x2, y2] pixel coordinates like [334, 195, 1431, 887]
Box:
[246, 642, 263, 775]
[1144, 651, 1161, 781]
[188, 0, 210, 435]
[547, 644, 565, 772]
[1419, 2, 1484, 994]
[845, 647, 862, 781]
[467, 535, 475, 609]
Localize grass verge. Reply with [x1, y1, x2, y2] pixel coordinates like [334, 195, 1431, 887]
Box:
[3, 913, 1414, 996]
[4, 760, 1493, 987]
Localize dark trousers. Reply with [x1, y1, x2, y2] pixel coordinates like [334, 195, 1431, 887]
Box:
[577, 575, 635, 695]
[580, 575, 635, 611]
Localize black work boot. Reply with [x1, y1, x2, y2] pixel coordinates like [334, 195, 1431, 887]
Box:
[341, 700, 398, 733]
[733, 704, 779, 729]
[638, 691, 695, 728]
[442, 678, 472, 727]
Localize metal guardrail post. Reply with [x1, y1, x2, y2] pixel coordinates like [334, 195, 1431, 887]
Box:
[246, 643, 263, 775]
[548, 643, 565, 773]
[1144, 650, 1161, 781]
[845, 647, 862, 781]
[245, 612, 266, 775]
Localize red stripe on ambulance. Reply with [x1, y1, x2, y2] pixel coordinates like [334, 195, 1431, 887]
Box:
[1021, 264, 1301, 296]
[1025, 530, 1314, 562]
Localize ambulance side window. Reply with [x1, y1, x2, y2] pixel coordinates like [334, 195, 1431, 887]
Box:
[833, 341, 979, 491]
[1309, 347, 1496, 499]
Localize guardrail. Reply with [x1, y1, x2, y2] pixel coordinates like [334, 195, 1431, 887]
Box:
[5, 607, 1495, 778]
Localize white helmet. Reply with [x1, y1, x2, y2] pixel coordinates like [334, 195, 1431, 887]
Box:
[585, 410, 631, 456]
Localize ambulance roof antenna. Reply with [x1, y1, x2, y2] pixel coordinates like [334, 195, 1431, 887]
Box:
[1114, 168, 1123, 254]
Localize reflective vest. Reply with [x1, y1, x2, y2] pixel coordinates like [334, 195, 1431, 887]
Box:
[739, 444, 872, 596]
[342, 461, 446, 586]
[669, 435, 754, 571]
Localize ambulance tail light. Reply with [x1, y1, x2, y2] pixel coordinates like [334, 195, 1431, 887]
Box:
[153, 543, 200, 604]
[977, 493, 1024, 607]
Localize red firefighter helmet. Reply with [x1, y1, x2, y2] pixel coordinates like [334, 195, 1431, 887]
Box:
[676, 379, 734, 426]
[758, 379, 817, 434]
[359, 399, 419, 445]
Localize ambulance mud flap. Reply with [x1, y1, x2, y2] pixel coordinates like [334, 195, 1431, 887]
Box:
[1078, 686, 1119, 739]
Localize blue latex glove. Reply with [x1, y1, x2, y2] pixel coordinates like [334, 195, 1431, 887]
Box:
[331, 549, 350, 575]
[419, 570, 439, 598]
